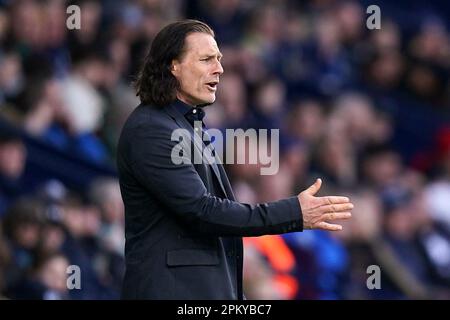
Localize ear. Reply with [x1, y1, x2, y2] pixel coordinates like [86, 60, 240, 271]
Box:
[171, 60, 180, 77]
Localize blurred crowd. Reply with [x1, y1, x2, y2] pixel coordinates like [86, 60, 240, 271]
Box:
[0, 0, 449, 299]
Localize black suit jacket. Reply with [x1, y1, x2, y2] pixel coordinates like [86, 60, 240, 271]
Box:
[117, 101, 303, 299]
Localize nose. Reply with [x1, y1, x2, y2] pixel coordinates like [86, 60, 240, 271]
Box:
[213, 59, 224, 75]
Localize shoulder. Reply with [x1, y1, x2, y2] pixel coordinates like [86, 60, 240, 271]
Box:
[121, 104, 181, 134]
[117, 104, 185, 167]
[118, 104, 176, 163]
[118, 103, 183, 149]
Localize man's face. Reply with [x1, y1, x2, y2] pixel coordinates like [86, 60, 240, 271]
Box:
[171, 32, 224, 106]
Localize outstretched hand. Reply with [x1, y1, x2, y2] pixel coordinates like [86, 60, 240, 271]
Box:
[298, 178, 353, 231]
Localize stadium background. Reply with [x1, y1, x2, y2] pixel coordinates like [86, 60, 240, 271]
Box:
[0, 0, 449, 299]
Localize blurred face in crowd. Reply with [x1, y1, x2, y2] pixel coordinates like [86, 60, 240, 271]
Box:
[14, 222, 41, 249]
[102, 187, 125, 224]
[363, 151, 402, 187]
[38, 255, 69, 292]
[384, 205, 417, 240]
[40, 224, 65, 254]
[171, 32, 223, 106]
[0, 140, 27, 179]
[62, 205, 85, 237]
[83, 205, 102, 236]
[291, 101, 324, 143]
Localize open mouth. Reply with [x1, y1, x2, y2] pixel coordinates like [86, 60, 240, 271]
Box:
[206, 81, 219, 91]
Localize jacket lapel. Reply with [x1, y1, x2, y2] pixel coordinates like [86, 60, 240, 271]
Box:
[217, 163, 235, 201]
[164, 103, 229, 198]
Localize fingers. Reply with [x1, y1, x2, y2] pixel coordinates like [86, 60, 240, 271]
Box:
[322, 211, 352, 221]
[321, 202, 354, 213]
[316, 221, 343, 231]
[321, 196, 350, 205]
[304, 178, 322, 196]
[312, 204, 352, 231]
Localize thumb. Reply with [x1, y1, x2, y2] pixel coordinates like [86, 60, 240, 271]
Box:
[305, 178, 322, 196]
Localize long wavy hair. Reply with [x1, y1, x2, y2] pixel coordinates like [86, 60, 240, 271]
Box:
[134, 20, 214, 107]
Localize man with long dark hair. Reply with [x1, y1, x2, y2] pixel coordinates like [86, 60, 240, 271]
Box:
[117, 19, 353, 299]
